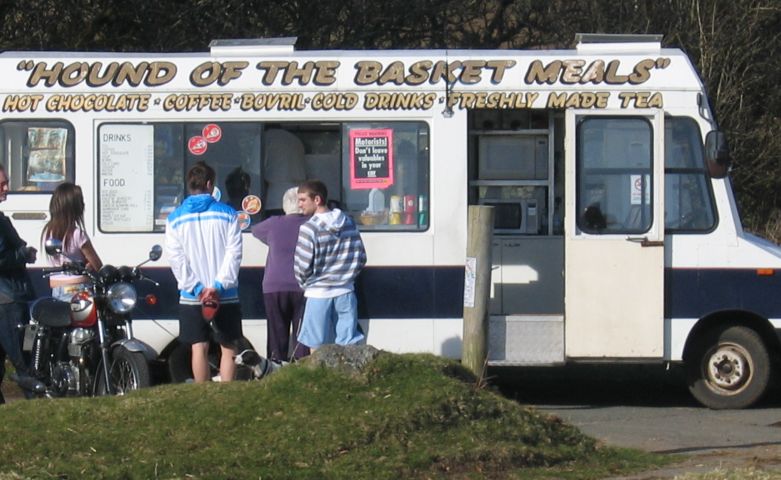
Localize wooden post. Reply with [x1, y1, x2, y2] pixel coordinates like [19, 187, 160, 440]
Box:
[462, 205, 494, 376]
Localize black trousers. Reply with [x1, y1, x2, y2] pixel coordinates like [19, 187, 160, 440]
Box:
[0, 302, 28, 404]
[263, 291, 309, 362]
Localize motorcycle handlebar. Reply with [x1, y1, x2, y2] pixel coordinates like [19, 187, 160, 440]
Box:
[131, 267, 160, 287]
[41, 262, 87, 276]
[41, 247, 160, 285]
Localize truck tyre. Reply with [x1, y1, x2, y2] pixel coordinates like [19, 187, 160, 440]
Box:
[686, 325, 770, 409]
[167, 342, 193, 383]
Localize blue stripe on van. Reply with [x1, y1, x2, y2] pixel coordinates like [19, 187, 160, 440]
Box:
[667, 268, 781, 319]
[30, 266, 775, 322]
[29, 266, 466, 320]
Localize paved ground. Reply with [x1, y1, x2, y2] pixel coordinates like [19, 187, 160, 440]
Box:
[492, 364, 781, 478]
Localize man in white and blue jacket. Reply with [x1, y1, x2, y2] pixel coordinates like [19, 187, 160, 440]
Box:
[165, 161, 242, 382]
[294, 180, 367, 351]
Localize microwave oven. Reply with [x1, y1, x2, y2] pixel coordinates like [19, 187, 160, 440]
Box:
[477, 135, 548, 180]
[478, 198, 539, 234]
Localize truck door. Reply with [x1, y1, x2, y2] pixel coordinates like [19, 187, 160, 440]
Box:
[564, 110, 664, 358]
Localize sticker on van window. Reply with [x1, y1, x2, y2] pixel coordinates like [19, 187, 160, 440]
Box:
[202, 124, 222, 143]
[188, 135, 208, 155]
[241, 195, 261, 214]
[236, 211, 251, 230]
[349, 128, 394, 190]
[27, 127, 67, 182]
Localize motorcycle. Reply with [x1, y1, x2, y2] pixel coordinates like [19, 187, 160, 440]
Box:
[18, 240, 162, 397]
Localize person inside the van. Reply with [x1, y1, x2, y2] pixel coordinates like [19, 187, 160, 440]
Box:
[583, 204, 607, 230]
[224, 167, 250, 212]
[263, 129, 306, 219]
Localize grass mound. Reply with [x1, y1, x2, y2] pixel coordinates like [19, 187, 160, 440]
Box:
[0, 353, 658, 479]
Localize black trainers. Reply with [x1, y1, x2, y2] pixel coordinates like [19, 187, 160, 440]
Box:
[10, 371, 45, 395]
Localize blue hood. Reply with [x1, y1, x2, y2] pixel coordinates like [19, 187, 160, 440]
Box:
[181, 194, 215, 214]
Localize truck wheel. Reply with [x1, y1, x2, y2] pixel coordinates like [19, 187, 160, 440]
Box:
[167, 342, 193, 383]
[686, 325, 771, 409]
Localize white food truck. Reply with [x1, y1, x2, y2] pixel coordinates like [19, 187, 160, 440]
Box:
[0, 34, 775, 408]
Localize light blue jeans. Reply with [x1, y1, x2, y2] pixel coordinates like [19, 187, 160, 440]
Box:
[297, 293, 364, 348]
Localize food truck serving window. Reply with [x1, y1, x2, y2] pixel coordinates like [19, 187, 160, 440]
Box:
[0, 120, 75, 192]
[97, 121, 429, 233]
[342, 122, 430, 232]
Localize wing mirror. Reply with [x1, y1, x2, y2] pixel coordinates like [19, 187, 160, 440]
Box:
[44, 238, 63, 257]
[149, 245, 162, 262]
[705, 130, 731, 178]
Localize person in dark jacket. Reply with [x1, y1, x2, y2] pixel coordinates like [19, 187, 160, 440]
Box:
[0, 163, 39, 403]
[251, 187, 310, 362]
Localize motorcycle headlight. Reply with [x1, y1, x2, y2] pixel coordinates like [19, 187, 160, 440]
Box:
[106, 282, 137, 314]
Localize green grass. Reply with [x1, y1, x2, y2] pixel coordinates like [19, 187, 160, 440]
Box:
[0, 353, 664, 479]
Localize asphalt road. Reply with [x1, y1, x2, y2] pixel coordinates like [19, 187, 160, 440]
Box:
[491, 364, 781, 454]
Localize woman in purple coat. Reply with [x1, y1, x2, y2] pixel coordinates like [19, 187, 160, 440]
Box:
[252, 187, 310, 362]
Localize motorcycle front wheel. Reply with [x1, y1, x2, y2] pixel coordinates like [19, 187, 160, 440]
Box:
[94, 346, 151, 396]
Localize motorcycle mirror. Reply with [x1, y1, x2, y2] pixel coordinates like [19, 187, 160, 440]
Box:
[149, 245, 162, 262]
[44, 238, 64, 256]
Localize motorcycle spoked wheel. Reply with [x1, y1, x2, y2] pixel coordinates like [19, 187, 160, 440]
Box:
[94, 346, 151, 396]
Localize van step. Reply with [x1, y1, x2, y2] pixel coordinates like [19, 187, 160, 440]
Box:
[487, 315, 564, 365]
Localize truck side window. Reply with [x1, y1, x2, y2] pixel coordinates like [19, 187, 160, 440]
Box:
[97, 121, 430, 233]
[0, 120, 75, 192]
[98, 122, 263, 233]
[664, 117, 717, 232]
[576, 117, 653, 234]
[341, 122, 430, 231]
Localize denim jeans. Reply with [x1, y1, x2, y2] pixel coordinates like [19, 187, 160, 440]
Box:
[297, 293, 364, 348]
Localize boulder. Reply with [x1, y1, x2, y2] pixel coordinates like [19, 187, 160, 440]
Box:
[303, 344, 382, 377]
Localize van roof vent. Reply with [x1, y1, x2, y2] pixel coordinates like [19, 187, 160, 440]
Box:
[575, 33, 662, 54]
[209, 37, 297, 56]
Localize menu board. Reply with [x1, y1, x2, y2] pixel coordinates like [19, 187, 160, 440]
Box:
[349, 128, 394, 190]
[99, 125, 154, 231]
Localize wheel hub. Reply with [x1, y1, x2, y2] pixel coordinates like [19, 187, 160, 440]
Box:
[707, 344, 751, 391]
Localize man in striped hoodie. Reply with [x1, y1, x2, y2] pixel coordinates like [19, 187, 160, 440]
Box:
[166, 161, 243, 382]
[294, 180, 367, 351]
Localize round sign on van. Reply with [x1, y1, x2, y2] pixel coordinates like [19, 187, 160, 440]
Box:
[188, 135, 208, 155]
[202, 124, 222, 143]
